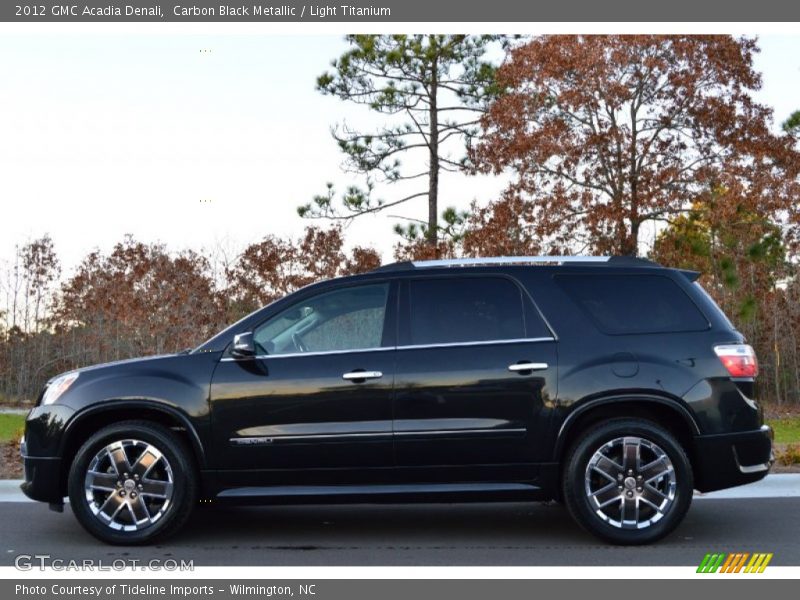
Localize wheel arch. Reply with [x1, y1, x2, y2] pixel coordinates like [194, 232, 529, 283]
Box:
[553, 394, 700, 464]
[58, 400, 206, 496]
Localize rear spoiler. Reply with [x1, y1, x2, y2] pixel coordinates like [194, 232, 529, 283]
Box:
[678, 269, 701, 282]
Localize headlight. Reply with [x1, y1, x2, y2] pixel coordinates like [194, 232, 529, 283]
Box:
[41, 372, 79, 406]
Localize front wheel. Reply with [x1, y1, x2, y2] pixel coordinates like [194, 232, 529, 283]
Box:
[68, 420, 197, 545]
[562, 418, 693, 545]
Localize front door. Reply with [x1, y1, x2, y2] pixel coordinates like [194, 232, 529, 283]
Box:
[210, 281, 397, 486]
[393, 275, 557, 481]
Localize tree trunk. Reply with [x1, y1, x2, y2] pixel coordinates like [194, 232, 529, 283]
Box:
[628, 101, 640, 258]
[10, 248, 19, 330]
[626, 221, 640, 257]
[773, 289, 782, 406]
[427, 54, 440, 250]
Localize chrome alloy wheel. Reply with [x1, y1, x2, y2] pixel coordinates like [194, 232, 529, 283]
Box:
[584, 436, 676, 530]
[84, 439, 174, 531]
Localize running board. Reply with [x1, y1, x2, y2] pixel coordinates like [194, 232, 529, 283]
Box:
[215, 482, 543, 504]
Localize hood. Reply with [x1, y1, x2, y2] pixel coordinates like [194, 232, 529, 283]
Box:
[48, 353, 184, 383]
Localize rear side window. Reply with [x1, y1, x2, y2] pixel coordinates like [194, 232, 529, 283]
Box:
[408, 277, 526, 345]
[555, 274, 709, 335]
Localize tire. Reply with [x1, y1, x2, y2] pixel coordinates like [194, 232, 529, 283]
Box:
[562, 418, 693, 545]
[67, 420, 197, 545]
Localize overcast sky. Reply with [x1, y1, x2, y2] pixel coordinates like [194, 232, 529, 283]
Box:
[1, 34, 798, 275]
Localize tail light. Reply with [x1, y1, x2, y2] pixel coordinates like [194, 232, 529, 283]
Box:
[714, 344, 758, 378]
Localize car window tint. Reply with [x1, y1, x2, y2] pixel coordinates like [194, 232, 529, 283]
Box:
[301, 307, 385, 352]
[254, 283, 389, 355]
[408, 277, 525, 345]
[555, 274, 709, 334]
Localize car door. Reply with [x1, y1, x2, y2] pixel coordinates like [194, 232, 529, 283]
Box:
[210, 280, 397, 486]
[393, 274, 557, 481]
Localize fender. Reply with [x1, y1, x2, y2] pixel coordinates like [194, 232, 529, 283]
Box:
[553, 392, 701, 461]
[60, 399, 207, 468]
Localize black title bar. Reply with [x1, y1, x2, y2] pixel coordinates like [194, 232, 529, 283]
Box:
[3, 0, 800, 22]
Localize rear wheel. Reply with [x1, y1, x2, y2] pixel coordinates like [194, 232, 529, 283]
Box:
[562, 418, 693, 545]
[68, 420, 197, 545]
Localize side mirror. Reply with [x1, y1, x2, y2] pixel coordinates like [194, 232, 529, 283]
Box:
[231, 332, 256, 359]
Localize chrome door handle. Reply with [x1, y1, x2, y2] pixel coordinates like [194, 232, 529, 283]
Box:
[508, 362, 548, 372]
[342, 370, 383, 381]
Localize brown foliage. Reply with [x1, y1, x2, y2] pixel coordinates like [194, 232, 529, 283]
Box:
[393, 239, 458, 262]
[226, 226, 382, 315]
[473, 35, 800, 256]
[462, 197, 543, 257]
[345, 246, 383, 274]
[52, 235, 227, 362]
[393, 197, 547, 260]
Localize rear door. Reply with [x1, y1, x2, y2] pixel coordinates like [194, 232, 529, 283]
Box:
[393, 274, 557, 479]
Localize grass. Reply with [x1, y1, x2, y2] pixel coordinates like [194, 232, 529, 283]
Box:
[0, 414, 25, 444]
[767, 416, 800, 444]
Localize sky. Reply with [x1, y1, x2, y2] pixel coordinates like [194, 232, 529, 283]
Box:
[0, 34, 798, 277]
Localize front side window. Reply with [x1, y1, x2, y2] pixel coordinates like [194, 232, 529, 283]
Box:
[407, 277, 526, 346]
[254, 283, 389, 356]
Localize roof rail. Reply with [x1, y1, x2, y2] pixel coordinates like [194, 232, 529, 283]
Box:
[372, 255, 658, 272]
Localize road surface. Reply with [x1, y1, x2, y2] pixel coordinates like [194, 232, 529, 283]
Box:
[1, 475, 798, 566]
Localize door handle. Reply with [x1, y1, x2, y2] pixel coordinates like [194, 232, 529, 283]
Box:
[508, 362, 548, 372]
[342, 370, 383, 381]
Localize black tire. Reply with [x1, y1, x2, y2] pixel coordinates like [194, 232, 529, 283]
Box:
[562, 418, 693, 545]
[68, 420, 197, 545]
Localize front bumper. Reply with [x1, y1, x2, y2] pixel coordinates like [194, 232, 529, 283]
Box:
[19, 403, 75, 504]
[20, 436, 64, 503]
[692, 425, 773, 492]
[20, 455, 64, 503]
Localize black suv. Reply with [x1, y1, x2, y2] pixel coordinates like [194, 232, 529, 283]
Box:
[21, 256, 773, 545]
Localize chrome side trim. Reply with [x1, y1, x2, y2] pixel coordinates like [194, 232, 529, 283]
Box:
[230, 431, 392, 445]
[396, 337, 555, 351]
[220, 346, 394, 362]
[230, 427, 526, 446]
[220, 337, 556, 361]
[394, 427, 526, 437]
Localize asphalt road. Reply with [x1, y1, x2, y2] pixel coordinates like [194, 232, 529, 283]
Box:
[2, 492, 799, 566]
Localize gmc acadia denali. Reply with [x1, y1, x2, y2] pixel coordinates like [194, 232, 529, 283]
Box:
[20, 256, 773, 545]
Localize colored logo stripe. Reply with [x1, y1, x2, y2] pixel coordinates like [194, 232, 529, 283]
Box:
[720, 553, 736, 572]
[721, 553, 749, 573]
[697, 553, 726, 573]
[697, 552, 772, 573]
[745, 553, 773, 573]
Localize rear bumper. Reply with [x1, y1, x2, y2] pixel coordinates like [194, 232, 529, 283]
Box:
[692, 425, 773, 493]
[20, 438, 64, 504]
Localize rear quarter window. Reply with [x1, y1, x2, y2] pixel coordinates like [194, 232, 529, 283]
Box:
[555, 274, 710, 335]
